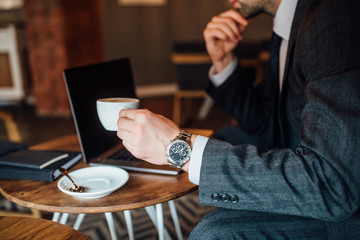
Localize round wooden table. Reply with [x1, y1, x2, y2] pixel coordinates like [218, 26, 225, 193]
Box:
[0, 216, 90, 240]
[0, 134, 198, 240]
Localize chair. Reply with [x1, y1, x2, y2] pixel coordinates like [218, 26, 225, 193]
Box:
[171, 42, 213, 126]
[171, 41, 269, 126]
[0, 110, 42, 218]
[0, 110, 21, 142]
[0, 24, 25, 101]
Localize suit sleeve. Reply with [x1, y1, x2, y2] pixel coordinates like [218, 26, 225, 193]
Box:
[199, 0, 360, 222]
[206, 64, 274, 136]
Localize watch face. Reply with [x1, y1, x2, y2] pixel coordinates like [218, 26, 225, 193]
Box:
[168, 140, 191, 163]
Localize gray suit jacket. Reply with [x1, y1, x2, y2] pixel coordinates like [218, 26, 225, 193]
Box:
[201, 0, 360, 221]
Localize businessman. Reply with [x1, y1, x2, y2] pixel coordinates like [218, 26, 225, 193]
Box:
[117, 0, 360, 238]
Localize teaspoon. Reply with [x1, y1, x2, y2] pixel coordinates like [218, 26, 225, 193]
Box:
[59, 168, 88, 192]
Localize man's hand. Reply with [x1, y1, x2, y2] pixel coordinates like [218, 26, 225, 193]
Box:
[117, 109, 180, 165]
[203, 9, 248, 73]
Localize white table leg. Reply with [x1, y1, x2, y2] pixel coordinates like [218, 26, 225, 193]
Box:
[145, 205, 171, 240]
[52, 212, 61, 222]
[124, 210, 134, 240]
[73, 213, 86, 230]
[156, 203, 164, 240]
[169, 200, 183, 240]
[145, 206, 157, 226]
[59, 213, 69, 224]
[104, 212, 118, 240]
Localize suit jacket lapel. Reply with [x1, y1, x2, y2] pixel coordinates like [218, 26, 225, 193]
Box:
[280, 0, 310, 98]
[276, 0, 311, 147]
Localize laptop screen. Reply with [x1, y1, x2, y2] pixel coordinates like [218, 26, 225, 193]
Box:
[63, 58, 137, 163]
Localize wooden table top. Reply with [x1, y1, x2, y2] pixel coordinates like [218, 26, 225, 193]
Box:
[0, 134, 197, 213]
[0, 216, 90, 240]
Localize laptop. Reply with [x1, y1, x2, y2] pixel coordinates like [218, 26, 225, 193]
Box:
[63, 58, 180, 175]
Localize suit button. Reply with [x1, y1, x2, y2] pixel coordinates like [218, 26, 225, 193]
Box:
[221, 194, 230, 203]
[231, 195, 239, 203]
[211, 193, 220, 201]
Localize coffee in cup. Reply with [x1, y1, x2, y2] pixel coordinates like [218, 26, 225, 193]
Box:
[96, 97, 139, 131]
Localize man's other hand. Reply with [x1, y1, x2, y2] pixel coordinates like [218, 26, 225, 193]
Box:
[203, 9, 248, 73]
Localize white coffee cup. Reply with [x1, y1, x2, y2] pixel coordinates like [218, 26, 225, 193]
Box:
[96, 97, 140, 131]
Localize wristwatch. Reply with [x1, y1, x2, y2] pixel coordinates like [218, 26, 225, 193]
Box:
[166, 130, 192, 169]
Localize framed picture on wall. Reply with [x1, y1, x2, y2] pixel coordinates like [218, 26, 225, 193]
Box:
[0, 25, 25, 101]
[118, 0, 166, 6]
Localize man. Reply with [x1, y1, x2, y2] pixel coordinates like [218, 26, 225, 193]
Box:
[117, 0, 360, 238]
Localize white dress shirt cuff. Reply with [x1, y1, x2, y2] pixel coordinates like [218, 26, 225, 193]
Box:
[189, 135, 209, 185]
[209, 59, 238, 87]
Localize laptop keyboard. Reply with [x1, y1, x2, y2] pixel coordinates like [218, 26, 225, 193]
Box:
[109, 148, 141, 162]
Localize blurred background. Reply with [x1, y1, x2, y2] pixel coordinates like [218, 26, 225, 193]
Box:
[0, 0, 272, 146]
[0, 1, 273, 238]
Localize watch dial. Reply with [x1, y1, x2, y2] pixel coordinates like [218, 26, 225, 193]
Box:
[169, 141, 190, 162]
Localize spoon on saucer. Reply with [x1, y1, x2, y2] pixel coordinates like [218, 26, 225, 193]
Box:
[59, 168, 88, 192]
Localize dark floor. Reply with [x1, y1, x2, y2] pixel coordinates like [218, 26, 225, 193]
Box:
[1, 96, 232, 146]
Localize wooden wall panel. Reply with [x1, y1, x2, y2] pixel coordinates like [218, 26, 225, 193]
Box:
[102, 0, 272, 86]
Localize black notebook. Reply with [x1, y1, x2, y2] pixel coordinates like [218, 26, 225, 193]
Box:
[0, 150, 82, 181]
[0, 150, 70, 169]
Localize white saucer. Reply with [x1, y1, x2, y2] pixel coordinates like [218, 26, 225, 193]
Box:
[57, 166, 129, 199]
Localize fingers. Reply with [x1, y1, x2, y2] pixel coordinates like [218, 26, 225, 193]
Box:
[117, 109, 141, 140]
[204, 9, 248, 45]
[205, 21, 241, 42]
[117, 117, 132, 142]
[119, 108, 139, 119]
[117, 109, 155, 140]
[219, 9, 248, 27]
[117, 116, 133, 132]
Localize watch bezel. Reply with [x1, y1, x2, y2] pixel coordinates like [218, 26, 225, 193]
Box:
[166, 139, 192, 168]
